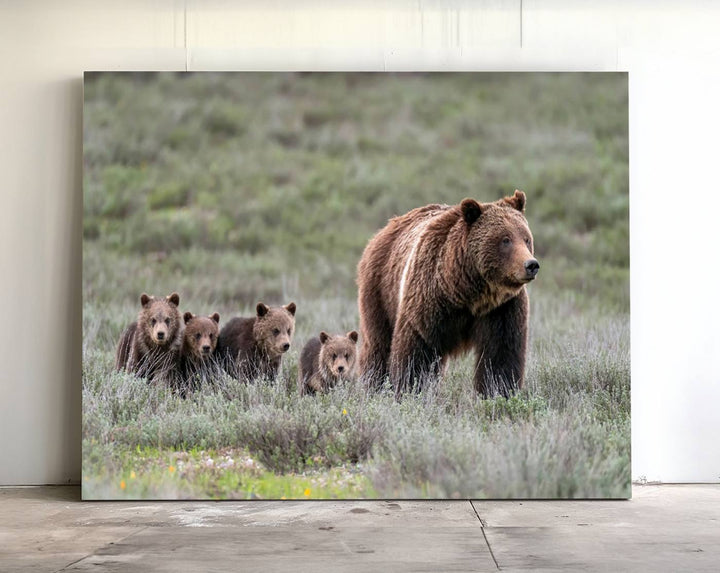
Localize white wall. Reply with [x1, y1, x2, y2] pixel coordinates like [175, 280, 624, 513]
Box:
[1, 0, 718, 485]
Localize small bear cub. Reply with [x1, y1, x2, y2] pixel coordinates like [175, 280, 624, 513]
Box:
[115, 292, 182, 382]
[217, 302, 296, 381]
[177, 312, 221, 393]
[299, 331, 359, 395]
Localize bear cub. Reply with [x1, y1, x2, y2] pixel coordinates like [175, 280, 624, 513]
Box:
[299, 331, 359, 396]
[115, 292, 182, 382]
[176, 311, 221, 394]
[217, 301, 296, 381]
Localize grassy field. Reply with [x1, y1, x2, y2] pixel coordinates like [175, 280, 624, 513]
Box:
[82, 72, 629, 499]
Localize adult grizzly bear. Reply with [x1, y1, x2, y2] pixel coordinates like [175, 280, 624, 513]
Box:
[299, 331, 359, 396]
[217, 302, 296, 381]
[357, 190, 539, 398]
[114, 292, 183, 382]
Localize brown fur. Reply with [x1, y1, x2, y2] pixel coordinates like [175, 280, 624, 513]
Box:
[176, 312, 221, 395]
[357, 190, 539, 398]
[217, 302, 296, 381]
[299, 331, 359, 396]
[114, 292, 182, 382]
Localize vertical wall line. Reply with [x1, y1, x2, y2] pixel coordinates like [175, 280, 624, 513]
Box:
[184, 0, 188, 72]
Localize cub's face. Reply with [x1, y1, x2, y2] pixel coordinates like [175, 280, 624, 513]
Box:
[253, 302, 296, 358]
[319, 331, 359, 379]
[461, 190, 539, 289]
[183, 312, 220, 359]
[139, 292, 181, 346]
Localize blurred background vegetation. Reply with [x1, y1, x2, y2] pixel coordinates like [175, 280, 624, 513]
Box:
[84, 72, 628, 324]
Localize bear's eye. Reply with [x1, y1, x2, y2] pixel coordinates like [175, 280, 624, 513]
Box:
[273, 328, 280, 336]
[151, 318, 157, 326]
[195, 333, 201, 341]
[525, 237, 531, 247]
[165, 318, 170, 326]
[345, 353, 349, 360]
[287, 328, 291, 335]
[209, 333, 214, 340]
[332, 353, 337, 361]
[502, 237, 511, 245]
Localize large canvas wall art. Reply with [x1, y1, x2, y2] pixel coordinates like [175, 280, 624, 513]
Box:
[82, 72, 629, 500]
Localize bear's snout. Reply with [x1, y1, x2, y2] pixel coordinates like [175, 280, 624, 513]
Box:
[281, 342, 290, 352]
[156, 330, 166, 341]
[337, 365, 345, 374]
[524, 258, 540, 279]
[201, 344, 211, 354]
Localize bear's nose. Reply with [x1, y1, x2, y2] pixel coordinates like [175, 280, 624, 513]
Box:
[524, 259, 540, 277]
[156, 331, 165, 340]
[202, 345, 211, 353]
[337, 365, 345, 373]
[282, 342, 290, 352]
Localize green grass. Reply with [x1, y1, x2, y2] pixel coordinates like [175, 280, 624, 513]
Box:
[83, 443, 376, 500]
[83, 72, 629, 499]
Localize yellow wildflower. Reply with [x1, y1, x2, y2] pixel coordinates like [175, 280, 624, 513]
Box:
[342, 408, 347, 416]
[168, 465, 176, 474]
[304, 488, 311, 497]
[120, 480, 126, 490]
[130, 471, 136, 479]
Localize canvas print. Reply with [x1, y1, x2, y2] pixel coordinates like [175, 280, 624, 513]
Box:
[82, 72, 629, 499]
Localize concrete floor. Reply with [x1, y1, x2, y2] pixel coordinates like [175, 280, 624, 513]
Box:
[1, 486, 718, 572]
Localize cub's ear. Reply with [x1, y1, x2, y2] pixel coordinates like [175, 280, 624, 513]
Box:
[167, 292, 180, 306]
[319, 331, 330, 344]
[256, 302, 270, 317]
[140, 293, 152, 307]
[183, 312, 194, 324]
[210, 312, 220, 324]
[285, 302, 297, 316]
[347, 331, 359, 344]
[505, 189, 526, 212]
[460, 198, 482, 225]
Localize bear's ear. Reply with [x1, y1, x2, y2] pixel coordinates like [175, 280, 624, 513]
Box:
[183, 312, 194, 324]
[319, 331, 330, 344]
[210, 312, 220, 324]
[347, 331, 359, 344]
[140, 293, 152, 307]
[460, 198, 482, 225]
[505, 189, 526, 212]
[256, 302, 269, 317]
[167, 292, 180, 306]
[285, 302, 297, 316]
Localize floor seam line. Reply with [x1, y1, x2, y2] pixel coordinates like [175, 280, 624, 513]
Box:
[54, 526, 149, 572]
[470, 500, 500, 570]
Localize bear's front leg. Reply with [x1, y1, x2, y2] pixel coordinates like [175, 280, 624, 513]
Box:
[126, 347, 138, 374]
[472, 289, 529, 398]
[357, 300, 393, 390]
[390, 324, 442, 398]
[304, 373, 324, 396]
